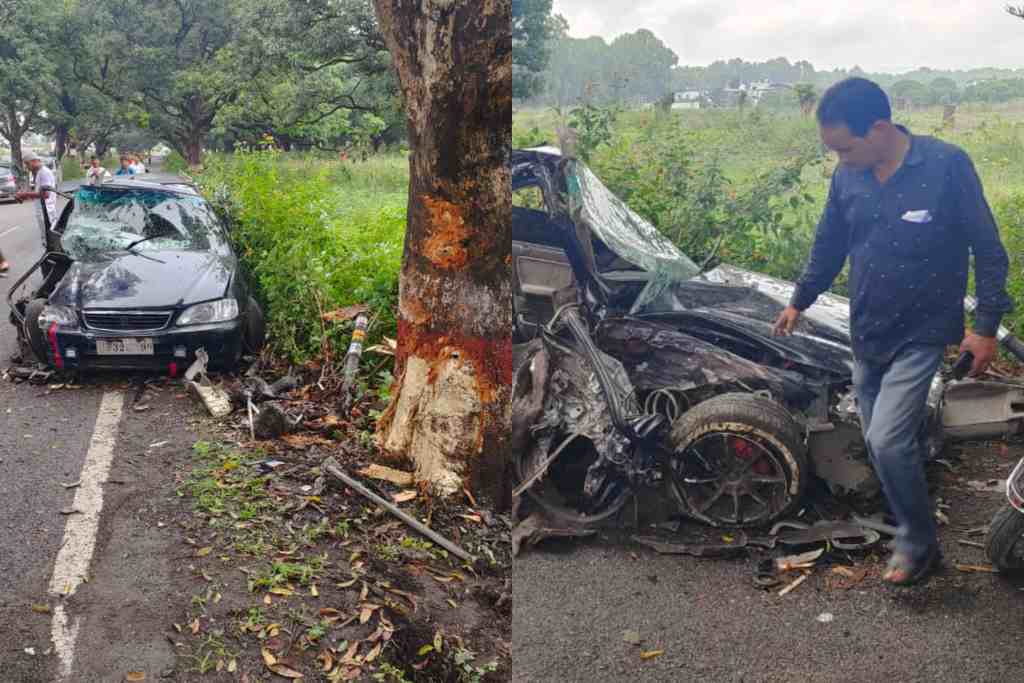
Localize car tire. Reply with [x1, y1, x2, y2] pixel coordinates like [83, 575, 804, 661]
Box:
[667, 392, 808, 527]
[243, 296, 266, 353]
[23, 298, 50, 363]
[985, 504, 1024, 572]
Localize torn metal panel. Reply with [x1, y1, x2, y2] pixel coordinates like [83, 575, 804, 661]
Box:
[942, 380, 1024, 440]
[807, 421, 880, 497]
[595, 318, 814, 407]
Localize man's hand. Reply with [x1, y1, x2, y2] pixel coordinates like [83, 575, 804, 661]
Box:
[960, 332, 998, 377]
[773, 305, 802, 336]
[13, 191, 27, 202]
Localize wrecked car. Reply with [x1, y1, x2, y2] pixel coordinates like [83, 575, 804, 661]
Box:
[512, 147, 1024, 528]
[8, 174, 265, 373]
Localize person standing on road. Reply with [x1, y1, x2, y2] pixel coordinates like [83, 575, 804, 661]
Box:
[14, 151, 59, 241]
[115, 154, 135, 176]
[773, 78, 1013, 586]
[86, 156, 108, 185]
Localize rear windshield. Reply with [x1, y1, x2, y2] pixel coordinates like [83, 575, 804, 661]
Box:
[62, 187, 227, 261]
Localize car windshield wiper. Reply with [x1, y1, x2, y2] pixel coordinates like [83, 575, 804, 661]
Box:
[124, 233, 174, 251]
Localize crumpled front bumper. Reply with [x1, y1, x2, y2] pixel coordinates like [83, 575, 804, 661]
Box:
[44, 320, 243, 373]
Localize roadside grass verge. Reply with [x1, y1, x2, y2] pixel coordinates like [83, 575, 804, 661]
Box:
[173, 440, 510, 681]
[196, 150, 407, 365]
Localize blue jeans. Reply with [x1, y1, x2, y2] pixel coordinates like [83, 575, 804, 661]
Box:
[853, 344, 945, 561]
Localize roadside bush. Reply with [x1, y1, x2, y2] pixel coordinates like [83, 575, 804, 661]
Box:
[196, 150, 406, 363]
[591, 117, 823, 278]
[62, 155, 83, 180]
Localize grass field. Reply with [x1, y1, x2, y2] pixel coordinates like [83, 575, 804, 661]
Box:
[514, 101, 1024, 335]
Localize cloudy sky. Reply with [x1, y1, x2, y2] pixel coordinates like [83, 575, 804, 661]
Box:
[551, 1, 1024, 73]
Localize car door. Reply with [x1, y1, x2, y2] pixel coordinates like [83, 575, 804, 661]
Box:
[512, 184, 574, 340]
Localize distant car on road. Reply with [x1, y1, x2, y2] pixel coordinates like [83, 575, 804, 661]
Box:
[0, 165, 17, 202]
[8, 173, 266, 373]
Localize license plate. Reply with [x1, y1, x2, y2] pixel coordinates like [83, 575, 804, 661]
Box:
[96, 338, 155, 355]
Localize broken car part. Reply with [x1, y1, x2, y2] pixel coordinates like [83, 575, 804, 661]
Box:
[322, 456, 475, 563]
[511, 148, 1024, 531]
[632, 532, 748, 559]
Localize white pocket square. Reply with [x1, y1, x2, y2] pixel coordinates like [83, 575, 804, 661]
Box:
[902, 209, 933, 224]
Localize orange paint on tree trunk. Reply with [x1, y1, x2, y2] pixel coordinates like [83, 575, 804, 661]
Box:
[396, 318, 512, 399]
[421, 196, 472, 270]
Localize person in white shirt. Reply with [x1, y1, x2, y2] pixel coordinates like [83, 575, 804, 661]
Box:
[85, 156, 109, 185]
[15, 151, 59, 238]
[131, 154, 146, 174]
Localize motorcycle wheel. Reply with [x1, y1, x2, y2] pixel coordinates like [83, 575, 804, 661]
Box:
[667, 393, 807, 528]
[985, 504, 1024, 572]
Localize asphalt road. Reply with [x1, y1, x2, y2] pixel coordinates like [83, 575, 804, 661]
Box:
[0, 199, 191, 681]
[513, 443, 1024, 682]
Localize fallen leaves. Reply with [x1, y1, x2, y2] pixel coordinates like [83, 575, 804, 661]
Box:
[125, 673, 146, 682]
[267, 663, 304, 679]
[31, 603, 51, 615]
[195, 547, 213, 558]
[640, 649, 664, 660]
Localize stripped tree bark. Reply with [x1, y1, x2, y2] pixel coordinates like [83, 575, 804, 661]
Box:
[372, 0, 512, 501]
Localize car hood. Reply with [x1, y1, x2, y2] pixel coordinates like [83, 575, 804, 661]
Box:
[49, 250, 234, 310]
[637, 263, 853, 376]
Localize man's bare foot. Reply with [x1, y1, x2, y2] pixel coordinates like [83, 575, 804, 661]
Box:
[0, 261, 9, 273]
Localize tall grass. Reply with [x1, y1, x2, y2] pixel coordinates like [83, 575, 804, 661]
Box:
[196, 150, 407, 363]
[514, 100, 1024, 335]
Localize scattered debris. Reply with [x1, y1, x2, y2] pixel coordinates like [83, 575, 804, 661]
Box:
[148, 441, 169, 449]
[632, 533, 748, 559]
[954, 563, 998, 574]
[775, 548, 824, 573]
[957, 539, 985, 549]
[966, 526, 990, 537]
[338, 313, 369, 413]
[513, 513, 596, 556]
[321, 303, 369, 324]
[253, 402, 302, 440]
[816, 612, 834, 623]
[357, 464, 415, 487]
[639, 650, 664, 660]
[60, 507, 81, 516]
[322, 456, 475, 563]
[256, 460, 287, 474]
[851, 515, 901, 537]
[7, 366, 54, 384]
[24, 647, 36, 656]
[61, 480, 80, 489]
[186, 350, 232, 418]
[777, 573, 809, 597]
[622, 629, 642, 646]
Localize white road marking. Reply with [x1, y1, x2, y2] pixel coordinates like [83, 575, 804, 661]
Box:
[47, 391, 124, 680]
[0, 224, 21, 238]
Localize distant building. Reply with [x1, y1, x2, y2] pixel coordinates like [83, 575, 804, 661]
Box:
[671, 90, 706, 110]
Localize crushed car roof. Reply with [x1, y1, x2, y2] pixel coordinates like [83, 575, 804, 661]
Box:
[62, 173, 200, 196]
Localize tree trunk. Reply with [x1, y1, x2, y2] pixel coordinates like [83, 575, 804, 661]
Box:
[54, 124, 69, 160]
[94, 137, 110, 160]
[373, 0, 511, 502]
[186, 136, 203, 166]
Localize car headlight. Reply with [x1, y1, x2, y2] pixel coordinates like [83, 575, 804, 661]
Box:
[38, 305, 78, 329]
[177, 299, 239, 326]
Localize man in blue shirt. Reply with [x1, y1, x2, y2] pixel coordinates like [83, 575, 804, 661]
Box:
[774, 78, 1012, 585]
[115, 154, 135, 176]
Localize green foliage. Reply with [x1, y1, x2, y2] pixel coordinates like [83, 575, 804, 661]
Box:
[568, 103, 616, 162]
[592, 115, 822, 277]
[62, 156, 83, 181]
[196, 150, 405, 363]
[164, 151, 189, 174]
[512, 0, 559, 99]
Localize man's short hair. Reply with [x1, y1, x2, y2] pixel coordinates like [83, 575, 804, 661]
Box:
[816, 77, 892, 137]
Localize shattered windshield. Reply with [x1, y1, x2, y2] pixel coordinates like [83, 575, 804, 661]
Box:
[62, 187, 225, 261]
[564, 160, 701, 308]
